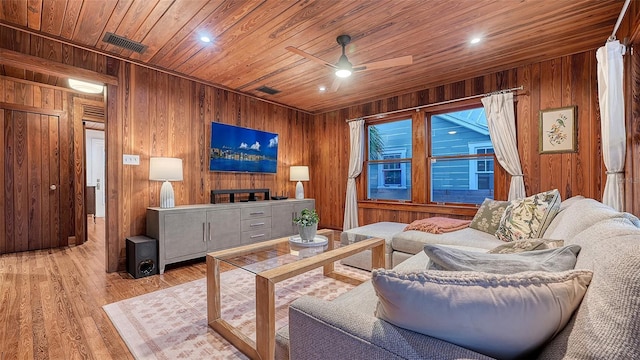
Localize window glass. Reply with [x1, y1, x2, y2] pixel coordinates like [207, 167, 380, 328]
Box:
[366, 119, 412, 201]
[429, 108, 494, 204]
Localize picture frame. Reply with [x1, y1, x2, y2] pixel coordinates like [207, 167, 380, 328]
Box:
[539, 106, 577, 154]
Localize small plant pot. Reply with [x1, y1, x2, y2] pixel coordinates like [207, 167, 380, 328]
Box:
[298, 223, 318, 242]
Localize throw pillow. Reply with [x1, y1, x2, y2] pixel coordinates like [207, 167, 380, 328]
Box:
[495, 189, 561, 242]
[488, 238, 565, 254]
[424, 244, 580, 274]
[469, 198, 510, 234]
[372, 269, 593, 360]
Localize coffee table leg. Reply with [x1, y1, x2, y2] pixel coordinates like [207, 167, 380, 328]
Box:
[206, 255, 221, 325]
[371, 242, 385, 269]
[256, 275, 276, 360]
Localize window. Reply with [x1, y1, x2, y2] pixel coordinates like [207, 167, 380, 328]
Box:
[429, 108, 494, 205]
[366, 119, 412, 201]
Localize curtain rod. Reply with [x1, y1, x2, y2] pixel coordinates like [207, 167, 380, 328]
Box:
[346, 85, 523, 123]
[608, 0, 631, 42]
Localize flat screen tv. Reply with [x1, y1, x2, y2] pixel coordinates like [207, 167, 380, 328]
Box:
[209, 122, 278, 173]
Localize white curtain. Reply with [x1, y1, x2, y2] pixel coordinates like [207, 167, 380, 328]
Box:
[343, 119, 365, 230]
[481, 93, 526, 200]
[596, 40, 626, 211]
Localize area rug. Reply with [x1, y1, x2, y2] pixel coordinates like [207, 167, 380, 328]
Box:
[103, 261, 369, 359]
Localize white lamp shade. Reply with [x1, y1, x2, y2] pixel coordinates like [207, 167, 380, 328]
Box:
[149, 157, 183, 181]
[290, 166, 309, 181]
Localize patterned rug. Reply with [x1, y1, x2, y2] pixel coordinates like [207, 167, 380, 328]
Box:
[103, 262, 369, 359]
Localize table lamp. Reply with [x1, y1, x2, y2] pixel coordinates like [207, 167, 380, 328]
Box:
[290, 166, 309, 199]
[149, 157, 183, 208]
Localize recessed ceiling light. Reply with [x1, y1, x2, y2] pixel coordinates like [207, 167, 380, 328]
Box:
[68, 79, 104, 94]
[470, 37, 482, 44]
[319, 86, 326, 92]
[200, 36, 211, 43]
[448, 130, 457, 135]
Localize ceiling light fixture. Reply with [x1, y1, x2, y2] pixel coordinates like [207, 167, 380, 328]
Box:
[200, 36, 211, 43]
[470, 37, 482, 44]
[319, 86, 326, 92]
[335, 40, 353, 78]
[68, 79, 104, 94]
[448, 130, 457, 135]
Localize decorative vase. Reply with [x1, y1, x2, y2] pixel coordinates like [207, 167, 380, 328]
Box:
[298, 223, 318, 242]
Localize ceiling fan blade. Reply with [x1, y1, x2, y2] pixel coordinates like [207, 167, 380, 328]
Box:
[353, 55, 413, 72]
[329, 77, 341, 92]
[286, 46, 337, 69]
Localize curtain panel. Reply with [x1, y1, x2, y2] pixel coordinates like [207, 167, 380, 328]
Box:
[481, 93, 526, 201]
[343, 119, 365, 230]
[596, 40, 626, 211]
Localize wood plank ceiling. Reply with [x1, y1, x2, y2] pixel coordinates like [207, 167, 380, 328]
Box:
[0, 0, 623, 113]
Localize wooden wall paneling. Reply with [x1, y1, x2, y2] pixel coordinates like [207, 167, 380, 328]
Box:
[40, 113, 51, 249]
[13, 110, 28, 251]
[49, 114, 60, 248]
[27, 112, 42, 250]
[590, 51, 604, 201]
[58, 108, 71, 246]
[571, 51, 590, 198]
[538, 58, 563, 196]
[560, 55, 576, 198]
[629, 45, 640, 216]
[0, 109, 4, 253]
[121, 63, 133, 245]
[516, 64, 534, 197]
[130, 65, 151, 236]
[72, 97, 85, 245]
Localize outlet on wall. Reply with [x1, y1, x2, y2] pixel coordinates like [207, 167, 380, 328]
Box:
[123, 154, 140, 165]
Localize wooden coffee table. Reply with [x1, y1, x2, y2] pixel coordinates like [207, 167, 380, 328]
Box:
[206, 229, 385, 360]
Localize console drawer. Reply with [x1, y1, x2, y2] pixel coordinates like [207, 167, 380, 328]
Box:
[242, 229, 271, 244]
[241, 217, 272, 232]
[241, 206, 271, 219]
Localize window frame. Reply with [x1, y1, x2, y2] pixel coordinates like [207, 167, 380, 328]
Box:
[364, 116, 413, 202]
[426, 105, 496, 205]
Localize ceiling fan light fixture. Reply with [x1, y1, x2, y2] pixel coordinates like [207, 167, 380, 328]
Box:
[68, 79, 104, 94]
[335, 68, 352, 78]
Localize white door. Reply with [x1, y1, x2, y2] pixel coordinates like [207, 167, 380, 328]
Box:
[91, 139, 106, 217]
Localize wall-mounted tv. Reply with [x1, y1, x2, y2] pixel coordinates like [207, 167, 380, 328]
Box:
[209, 122, 278, 173]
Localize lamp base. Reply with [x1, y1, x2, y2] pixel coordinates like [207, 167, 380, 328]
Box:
[295, 181, 305, 199]
[159, 181, 175, 208]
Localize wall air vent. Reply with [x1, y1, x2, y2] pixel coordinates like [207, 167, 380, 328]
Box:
[256, 86, 281, 95]
[102, 32, 147, 53]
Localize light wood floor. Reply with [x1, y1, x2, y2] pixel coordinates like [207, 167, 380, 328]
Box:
[0, 217, 209, 359]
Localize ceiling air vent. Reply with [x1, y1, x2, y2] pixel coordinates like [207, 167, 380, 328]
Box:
[256, 86, 281, 95]
[102, 32, 147, 53]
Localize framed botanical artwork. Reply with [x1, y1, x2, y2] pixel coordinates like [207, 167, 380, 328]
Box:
[539, 106, 577, 154]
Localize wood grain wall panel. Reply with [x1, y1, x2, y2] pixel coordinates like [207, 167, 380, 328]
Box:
[0, 109, 4, 254]
[27, 112, 42, 250]
[312, 51, 609, 230]
[102, 59, 311, 270]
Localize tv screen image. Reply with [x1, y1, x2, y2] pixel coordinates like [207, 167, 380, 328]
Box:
[209, 122, 278, 173]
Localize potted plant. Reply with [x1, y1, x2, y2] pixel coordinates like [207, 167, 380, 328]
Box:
[293, 208, 319, 242]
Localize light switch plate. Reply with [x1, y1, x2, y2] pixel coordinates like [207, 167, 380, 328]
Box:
[123, 154, 140, 165]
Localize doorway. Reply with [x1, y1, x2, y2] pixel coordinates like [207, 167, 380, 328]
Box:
[85, 129, 105, 219]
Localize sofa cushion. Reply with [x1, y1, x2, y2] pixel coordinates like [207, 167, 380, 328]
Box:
[487, 238, 564, 254]
[372, 269, 592, 359]
[392, 228, 504, 255]
[424, 244, 581, 274]
[540, 215, 640, 358]
[469, 198, 510, 234]
[495, 189, 561, 242]
[543, 197, 640, 240]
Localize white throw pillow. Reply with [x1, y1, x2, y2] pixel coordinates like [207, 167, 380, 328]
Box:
[372, 269, 593, 359]
[495, 189, 561, 242]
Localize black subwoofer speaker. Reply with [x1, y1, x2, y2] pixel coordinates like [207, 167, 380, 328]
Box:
[126, 236, 158, 279]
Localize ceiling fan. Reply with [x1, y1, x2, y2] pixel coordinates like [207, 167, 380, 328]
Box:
[286, 35, 413, 92]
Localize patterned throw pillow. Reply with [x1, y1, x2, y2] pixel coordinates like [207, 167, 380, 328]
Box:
[495, 189, 561, 242]
[469, 198, 510, 234]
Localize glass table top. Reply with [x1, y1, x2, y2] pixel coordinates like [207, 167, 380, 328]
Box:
[210, 229, 373, 275]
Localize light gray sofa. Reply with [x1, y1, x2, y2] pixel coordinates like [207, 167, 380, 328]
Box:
[278, 197, 640, 359]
